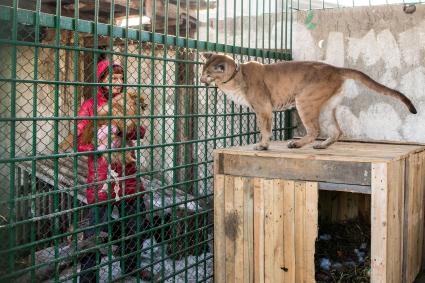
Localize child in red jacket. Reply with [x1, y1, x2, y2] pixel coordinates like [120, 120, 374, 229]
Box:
[77, 59, 152, 282]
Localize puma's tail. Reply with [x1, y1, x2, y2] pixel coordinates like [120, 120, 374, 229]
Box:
[340, 68, 417, 114]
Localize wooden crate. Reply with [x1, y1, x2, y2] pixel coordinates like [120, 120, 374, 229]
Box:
[213, 141, 425, 283]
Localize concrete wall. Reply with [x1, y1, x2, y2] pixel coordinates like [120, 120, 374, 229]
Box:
[292, 5, 425, 142]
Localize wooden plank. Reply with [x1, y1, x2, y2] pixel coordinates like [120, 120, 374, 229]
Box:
[346, 193, 359, 220]
[214, 174, 225, 283]
[337, 192, 349, 221]
[305, 182, 318, 282]
[218, 154, 371, 186]
[420, 152, 425, 272]
[416, 152, 425, 278]
[371, 162, 388, 283]
[243, 177, 254, 283]
[295, 181, 306, 283]
[214, 141, 425, 163]
[253, 178, 265, 283]
[263, 179, 274, 283]
[318, 190, 330, 223]
[405, 152, 425, 282]
[403, 155, 413, 283]
[214, 151, 224, 176]
[358, 194, 371, 225]
[415, 152, 425, 278]
[283, 180, 296, 282]
[233, 176, 245, 283]
[224, 175, 235, 282]
[387, 159, 404, 283]
[331, 191, 339, 223]
[273, 179, 285, 283]
[318, 182, 371, 194]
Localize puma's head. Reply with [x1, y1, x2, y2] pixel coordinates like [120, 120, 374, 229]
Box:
[200, 53, 238, 86]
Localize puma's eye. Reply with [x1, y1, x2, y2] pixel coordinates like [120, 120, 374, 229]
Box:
[214, 63, 225, 72]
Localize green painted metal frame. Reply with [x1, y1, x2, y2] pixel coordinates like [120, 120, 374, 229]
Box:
[0, 0, 293, 282]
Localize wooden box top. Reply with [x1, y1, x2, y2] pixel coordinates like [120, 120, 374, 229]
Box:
[214, 141, 425, 186]
[214, 141, 425, 163]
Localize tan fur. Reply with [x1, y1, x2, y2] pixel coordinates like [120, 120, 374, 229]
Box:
[59, 91, 147, 163]
[200, 53, 417, 150]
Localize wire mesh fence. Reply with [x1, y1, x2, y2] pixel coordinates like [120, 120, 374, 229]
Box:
[0, 0, 292, 282]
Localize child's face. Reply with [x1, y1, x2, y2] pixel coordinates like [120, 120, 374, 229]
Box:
[102, 73, 123, 96]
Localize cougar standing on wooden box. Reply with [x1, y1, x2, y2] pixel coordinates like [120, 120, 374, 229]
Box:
[200, 53, 417, 150]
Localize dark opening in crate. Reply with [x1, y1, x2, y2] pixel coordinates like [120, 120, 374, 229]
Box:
[316, 190, 371, 283]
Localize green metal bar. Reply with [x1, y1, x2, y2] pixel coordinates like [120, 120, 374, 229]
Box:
[30, 0, 41, 281]
[71, 0, 79, 280]
[148, 0, 156, 278]
[160, 0, 169, 280]
[279, 0, 285, 140]
[184, 2, 190, 281]
[269, 0, 272, 59]
[119, 0, 130, 277]
[106, 0, 115, 280]
[248, 0, 251, 61]
[239, 0, 244, 146]
[171, 0, 181, 279]
[0, 110, 265, 123]
[0, 78, 229, 89]
[247, 0, 254, 145]
[229, 0, 236, 146]
[204, 1, 215, 278]
[0, 38, 284, 61]
[92, 1, 101, 282]
[135, 1, 145, 282]
[0, 40, 210, 64]
[52, 1, 61, 280]
[261, 0, 265, 62]
[275, 0, 278, 52]
[290, 0, 293, 57]
[7, 0, 18, 276]
[194, 0, 201, 280]
[224, 0, 227, 52]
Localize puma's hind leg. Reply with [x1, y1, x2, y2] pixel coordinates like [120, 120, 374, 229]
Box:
[313, 107, 341, 149]
[287, 119, 320, 148]
[313, 90, 343, 149]
[287, 104, 320, 148]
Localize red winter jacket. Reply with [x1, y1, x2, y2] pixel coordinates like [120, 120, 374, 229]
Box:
[77, 59, 146, 204]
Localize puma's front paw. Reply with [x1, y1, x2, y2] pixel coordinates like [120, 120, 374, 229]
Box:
[253, 143, 269, 151]
[313, 142, 329, 150]
[287, 140, 302, 149]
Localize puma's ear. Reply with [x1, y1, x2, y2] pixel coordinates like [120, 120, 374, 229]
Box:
[214, 63, 225, 72]
[202, 52, 214, 60]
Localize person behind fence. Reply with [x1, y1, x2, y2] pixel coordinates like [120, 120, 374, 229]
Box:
[76, 58, 153, 282]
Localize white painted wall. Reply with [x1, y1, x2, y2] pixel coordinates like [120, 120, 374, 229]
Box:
[292, 5, 425, 143]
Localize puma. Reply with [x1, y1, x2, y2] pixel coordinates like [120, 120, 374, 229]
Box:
[200, 53, 417, 150]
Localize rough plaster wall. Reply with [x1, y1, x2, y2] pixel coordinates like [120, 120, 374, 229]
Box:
[292, 5, 425, 142]
[125, 45, 176, 183]
[0, 44, 74, 221]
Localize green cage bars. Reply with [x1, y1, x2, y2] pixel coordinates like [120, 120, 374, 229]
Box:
[0, 0, 292, 282]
